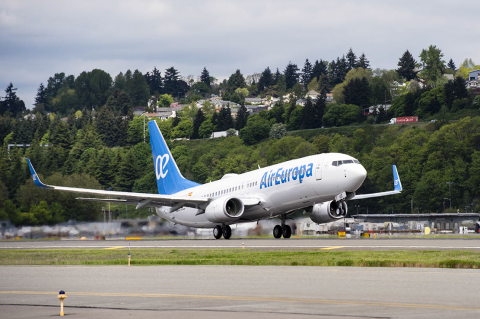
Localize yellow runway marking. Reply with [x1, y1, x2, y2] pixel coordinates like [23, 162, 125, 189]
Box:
[1, 290, 479, 312]
[103, 246, 126, 250]
[320, 247, 344, 250]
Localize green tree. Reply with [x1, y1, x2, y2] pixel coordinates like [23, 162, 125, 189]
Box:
[235, 103, 249, 130]
[301, 98, 316, 129]
[126, 69, 150, 106]
[396, 50, 417, 81]
[227, 69, 246, 91]
[190, 81, 210, 97]
[95, 148, 115, 188]
[258, 67, 273, 92]
[127, 115, 148, 145]
[200, 67, 211, 88]
[344, 77, 371, 109]
[418, 45, 446, 87]
[105, 90, 133, 116]
[115, 150, 138, 191]
[144, 67, 163, 95]
[164, 66, 181, 97]
[447, 59, 456, 74]
[235, 88, 249, 99]
[323, 104, 360, 127]
[192, 108, 205, 139]
[301, 59, 313, 88]
[416, 86, 446, 117]
[217, 105, 234, 131]
[30, 201, 52, 225]
[0, 83, 26, 116]
[35, 83, 48, 109]
[171, 120, 194, 139]
[269, 123, 287, 139]
[357, 53, 370, 69]
[198, 117, 215, 138]
[346, 48, 357, 71]
[239, 114, 271, 145]
[284, 62, 300, 89]
[158, 94, 174, 108]
[75, 69, 112, 110]
[114, 72, 127, 91]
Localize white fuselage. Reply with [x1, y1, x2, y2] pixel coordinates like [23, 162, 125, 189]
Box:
[156, 153, 367, 227]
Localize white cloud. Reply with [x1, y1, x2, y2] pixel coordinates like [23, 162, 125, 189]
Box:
[0, 0, 479, 108]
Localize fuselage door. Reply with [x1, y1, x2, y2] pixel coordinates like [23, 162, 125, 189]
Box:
[315, 158, 323, 180]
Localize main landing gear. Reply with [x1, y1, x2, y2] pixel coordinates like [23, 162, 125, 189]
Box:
[213, 225, 231, 239]
[273, 214, 291, 239]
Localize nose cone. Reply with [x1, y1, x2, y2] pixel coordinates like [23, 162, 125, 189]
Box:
[346, 164, 367, 191]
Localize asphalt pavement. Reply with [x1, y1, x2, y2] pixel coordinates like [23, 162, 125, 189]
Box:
[1, 237, 480, 250]
[1, 265, 480, 318]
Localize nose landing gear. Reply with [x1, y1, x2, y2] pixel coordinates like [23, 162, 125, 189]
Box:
[213, 225, 232, 239]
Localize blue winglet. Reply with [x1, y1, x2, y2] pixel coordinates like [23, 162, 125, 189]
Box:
[393, 165, 402, 192]
[27, 159, 52, 189]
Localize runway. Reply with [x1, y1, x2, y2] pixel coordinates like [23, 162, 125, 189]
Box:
[1, 238, 480, 250]
[1, 265, 480, 318]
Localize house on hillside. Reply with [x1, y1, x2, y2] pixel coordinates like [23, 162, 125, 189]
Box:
[133, 107, 145, 116]
[444, 74, 454, 81]
[245, 97, 265, 105]
[326, 92, 333, 103]
[469, 69, 480, 81]
[467, 80, 479, 89]
[306, 90, 320, 99]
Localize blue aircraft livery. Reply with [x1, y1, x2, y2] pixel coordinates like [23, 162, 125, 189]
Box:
[260, 163, 313, 189]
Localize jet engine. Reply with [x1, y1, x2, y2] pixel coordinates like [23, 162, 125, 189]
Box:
[309, 201, 348, 224]
[205, 197, 245, 223]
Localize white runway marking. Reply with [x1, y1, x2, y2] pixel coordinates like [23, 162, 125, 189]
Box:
[2, 245, 480, 249]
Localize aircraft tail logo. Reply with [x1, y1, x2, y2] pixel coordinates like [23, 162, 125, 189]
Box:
[148, 120, 199, 195]
[393, 165, 402, 192]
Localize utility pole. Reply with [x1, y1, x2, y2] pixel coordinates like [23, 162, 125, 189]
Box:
[446, 182, 454, 209]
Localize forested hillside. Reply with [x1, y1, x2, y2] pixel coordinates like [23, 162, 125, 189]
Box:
[1, 46, 480, 226]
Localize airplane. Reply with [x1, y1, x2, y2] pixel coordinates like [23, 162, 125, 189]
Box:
[27, 120, 402, 239]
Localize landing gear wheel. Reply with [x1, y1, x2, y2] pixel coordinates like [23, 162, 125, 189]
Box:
[282, 225, 292, 238]
[213, 225, 222, 239]
[222, 225, 232, 239]
[273, 225, 283, 239]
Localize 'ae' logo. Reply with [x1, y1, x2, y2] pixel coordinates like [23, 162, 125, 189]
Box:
[155, 154, 170, 179]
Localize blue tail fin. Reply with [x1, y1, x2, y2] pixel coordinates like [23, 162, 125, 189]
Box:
[148, 120, 199, 195]
[393, 165, 402, 192]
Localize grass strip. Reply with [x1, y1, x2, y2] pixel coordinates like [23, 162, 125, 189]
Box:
[1, 249, 480, 268]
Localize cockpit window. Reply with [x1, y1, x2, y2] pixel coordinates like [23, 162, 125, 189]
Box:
[333, 159, 360, 166]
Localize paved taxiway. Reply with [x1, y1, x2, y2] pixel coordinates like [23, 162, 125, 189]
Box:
[1, 238, 480, 250]
[1, 265, 480, 318]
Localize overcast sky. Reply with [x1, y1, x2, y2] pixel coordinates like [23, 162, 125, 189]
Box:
[1, 0, 479, 109]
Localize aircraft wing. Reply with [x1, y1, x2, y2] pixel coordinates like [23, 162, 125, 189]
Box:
[350, 165, 402, 200]
[27, 159, 209, 209]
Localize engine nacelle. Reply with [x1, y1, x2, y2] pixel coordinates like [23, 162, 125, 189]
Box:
[309, 201, 348, 224]
[205, 197, 245, 223]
